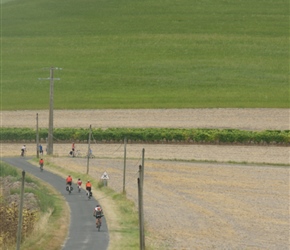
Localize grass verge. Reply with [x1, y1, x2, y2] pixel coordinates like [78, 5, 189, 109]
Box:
[0, 162, 69, 250]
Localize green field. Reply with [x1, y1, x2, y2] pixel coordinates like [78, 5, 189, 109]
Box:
[2, 0, 289, 109]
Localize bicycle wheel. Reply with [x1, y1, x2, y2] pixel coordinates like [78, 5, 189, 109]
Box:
[96, 220, 101, 231]
[68, 185, 72, 194]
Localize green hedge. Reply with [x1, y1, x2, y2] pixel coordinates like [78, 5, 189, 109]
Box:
[0, 128, 289, 145]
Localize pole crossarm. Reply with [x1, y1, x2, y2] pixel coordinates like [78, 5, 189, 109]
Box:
[39, 67, 62, 81]
[39, 77, 60, 80]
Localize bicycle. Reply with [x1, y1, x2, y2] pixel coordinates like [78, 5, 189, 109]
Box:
[21, 149, 26, 157]
[74, 150, 82, 157]
[87, 190, 92, 200]
[40, 163, 44, 172]
[66, 184, 73, 194]
[77, 185, 81, 193]
[86, 150, 95, 158]
[95, 215, 104, 231]
[69, 150, 81, 157]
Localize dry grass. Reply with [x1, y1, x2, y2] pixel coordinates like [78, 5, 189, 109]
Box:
[20, 180, 70, 250]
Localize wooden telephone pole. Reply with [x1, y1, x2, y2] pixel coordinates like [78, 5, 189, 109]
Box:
[36, 113, 39, 158]
[123, 137, 127, 193]
[16, 171, 25, 250]
[138, 148, 145, 250]
[39, 66, 61, 155]
[86, 125, 92, 174]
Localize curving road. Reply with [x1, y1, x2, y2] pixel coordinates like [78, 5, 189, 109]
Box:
[2, 157, 109, 250]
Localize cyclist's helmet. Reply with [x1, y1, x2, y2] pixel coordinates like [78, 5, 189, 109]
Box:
[96, 204, 100, 207]
[88, 180, 90, 182]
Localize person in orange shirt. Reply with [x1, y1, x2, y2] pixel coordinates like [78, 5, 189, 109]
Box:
[86, 180, 92, 198]
[66, 175, 73, 187]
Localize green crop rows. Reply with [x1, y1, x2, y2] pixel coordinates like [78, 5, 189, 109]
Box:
[2, 0, 289, 109]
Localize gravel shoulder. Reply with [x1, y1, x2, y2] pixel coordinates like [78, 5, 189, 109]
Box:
[1, 109, 289, 249]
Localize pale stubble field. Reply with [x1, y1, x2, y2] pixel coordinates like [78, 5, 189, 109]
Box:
[1, 109, 289, 249]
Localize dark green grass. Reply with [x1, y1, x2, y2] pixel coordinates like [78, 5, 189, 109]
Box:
[1, 0, 289, 109]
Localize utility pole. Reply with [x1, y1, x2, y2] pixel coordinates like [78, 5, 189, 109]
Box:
[16, 170, 25, 250]
[36, 113, 39, 158]
[39, 66, 61, 155]
[141, 148, 145, 249]
[137, 177, 143, 250]
[141, 148, 145, 188]
[122, 137, 127, 194]
[86, 125, 92, 175]
[47, 67, 54, 155]
[138, 163, 145, 250]
[137, 148, 146, 250]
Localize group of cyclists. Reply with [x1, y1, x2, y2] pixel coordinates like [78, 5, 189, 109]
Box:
[69, 176, 92, 197]
[21, 144, 44, 157]
[22, 144, 103, 229]
[66, 175, 103, 227]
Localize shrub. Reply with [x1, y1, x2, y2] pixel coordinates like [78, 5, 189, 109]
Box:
[0, 127, 289, 145]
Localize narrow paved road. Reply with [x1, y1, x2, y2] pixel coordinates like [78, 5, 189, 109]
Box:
[2, 157, 109, 250]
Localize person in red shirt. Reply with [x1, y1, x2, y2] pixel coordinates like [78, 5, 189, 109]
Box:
[72, 142, 75, 157]
[77, 178, 82, 192]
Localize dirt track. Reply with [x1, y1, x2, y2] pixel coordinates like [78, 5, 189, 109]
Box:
[1, 109, 289, 249]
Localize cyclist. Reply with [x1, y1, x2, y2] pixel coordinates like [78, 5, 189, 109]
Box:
[72, 142, 75, 157]
[66, 175, 73, 189]
[39, 144, 43, 155]
[93, 205, 103, 227]
[21, 145, 26, 156]
[88, 148, 94, 158]
[86, 180, 92, 197]
[39, 158, 44, 171]
[77, 178, 82, 192]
